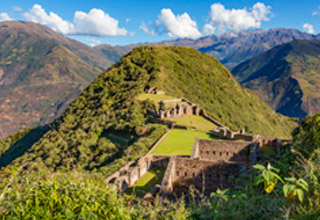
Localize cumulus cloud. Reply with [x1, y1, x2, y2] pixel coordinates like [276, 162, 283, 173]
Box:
[139, 21, 155, 36]
[23, 4, 75, 34]
[23, 4, 127, 36]
[156, 8, 202, 38]
[205, 2, 272, 34]
[72, 8, 127, 36]
[0, 12, 12, 22]
[303, 23, 315, 34]
[203, 23, 216, 35]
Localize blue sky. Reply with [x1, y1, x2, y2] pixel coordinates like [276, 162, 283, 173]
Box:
[0, 0, 320, 46]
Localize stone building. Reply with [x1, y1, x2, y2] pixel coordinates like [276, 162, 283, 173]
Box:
[160, 139, 260, 197]
[159, 99, 201, 119]
[147, 87, 165, 94]
[161, 157, 246, 196]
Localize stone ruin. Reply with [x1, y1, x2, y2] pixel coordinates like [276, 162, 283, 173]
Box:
[158, 99, 201, 119]
[160, 139, 259, 197]
[211, 127, 291, 155]
[147, 87, 165, 95]
[106, 93, 291, 199]
[106, 137, 261, 198]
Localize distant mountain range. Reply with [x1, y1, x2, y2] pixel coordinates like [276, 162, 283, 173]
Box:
[0, 21, 317, 138]
[232, 40, 320, 118]
[96, 28, 316, 69]
[0, 21, 114, 138]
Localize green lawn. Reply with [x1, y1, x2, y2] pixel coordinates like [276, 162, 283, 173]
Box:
[165, 115, 217, 132]
[152, 129, 219, 155]
[137, 93, 175, 102]
[126, 168, 165, 197]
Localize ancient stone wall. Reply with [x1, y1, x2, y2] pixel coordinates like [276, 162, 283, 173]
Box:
[147, 87, 165, 94]
[192, 139, 260, 168]
[211, 127, 290, 155]
[160, 156, 176, 195]
[161, 157, 246, 196]
[151, 155, 171, 169]
[200, 110, 224, 127]
[106, 130, 171, 192]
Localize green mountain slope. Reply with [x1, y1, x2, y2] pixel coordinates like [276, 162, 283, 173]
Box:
[0, 21, 114, 138]
[232, 40, 320, 118]
[0, 46, 296, 177]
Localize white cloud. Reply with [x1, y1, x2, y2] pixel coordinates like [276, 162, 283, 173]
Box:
[203, 23, 216, 35]
[85, 39, 101, 44]
[0, 12, 12, 22]
[23, 4, 127, 36]
[23, 4, 75, 34]
[85, 38, 101, 47]
[72, 8, 127, 36]
[12, 6, 22, 12]
[303, 23, 315, 34]
[140, 21, 155, 36]
[205, 2, 272, 34]
[312, 6, 320, 16]
[156, 8, 202, 38]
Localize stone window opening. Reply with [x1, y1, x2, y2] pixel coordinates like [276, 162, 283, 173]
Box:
[213, 151, 216, 155]
[206, 151, 209, 155]
[226, 152, 229, 156]
[185, 172, 187, 177]
[176, 171, 179, 176]
[219, 152, 222, 156]
[193, 173, 195, 177]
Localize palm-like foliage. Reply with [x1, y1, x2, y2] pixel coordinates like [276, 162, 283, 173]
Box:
[254, 163, 284, 193]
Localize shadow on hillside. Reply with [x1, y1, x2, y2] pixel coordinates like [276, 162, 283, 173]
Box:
[0, 125, 50, 168]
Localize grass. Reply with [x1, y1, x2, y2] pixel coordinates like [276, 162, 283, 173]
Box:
[137, 93, 175, 102]
[152, 129, 219, 155]
[164, 115, 217, 132]
[126, 168, 165, 197]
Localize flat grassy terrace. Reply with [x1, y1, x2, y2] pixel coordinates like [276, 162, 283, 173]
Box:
[152, 129, 219, 156]
[165, 115, 217, 132]
[126, 168, 165, 197]
[137, 93, 175, 102]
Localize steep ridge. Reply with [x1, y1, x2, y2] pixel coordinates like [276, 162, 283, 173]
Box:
[0, 21, 114, 138]
[0, 46, 296, 177]
[232, 40, 320, 118]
